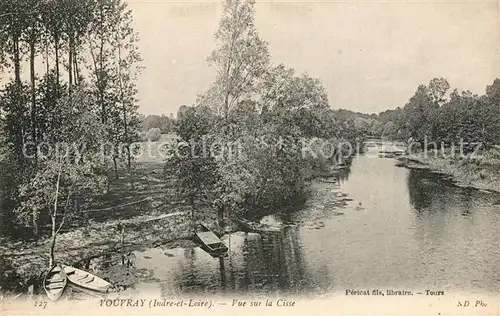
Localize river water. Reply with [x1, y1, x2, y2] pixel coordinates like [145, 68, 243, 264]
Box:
[129, 153, 500, 296]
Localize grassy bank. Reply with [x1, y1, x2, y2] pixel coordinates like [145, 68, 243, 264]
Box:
[0, 134, 353, 295]
[0, 158, 215, 295]
[404, 147, 500, 193]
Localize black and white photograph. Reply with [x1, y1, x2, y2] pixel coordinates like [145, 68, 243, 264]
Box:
[0, 0, 499, 314]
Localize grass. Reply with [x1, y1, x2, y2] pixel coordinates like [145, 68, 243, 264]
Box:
[133, 133, 177, 164]
[407, 147, 500, 192]
[0, 134, 215, 294]
[0, 133, 341, 293]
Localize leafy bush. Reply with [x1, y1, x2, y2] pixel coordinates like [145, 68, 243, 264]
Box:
[146, 128, 162, 142]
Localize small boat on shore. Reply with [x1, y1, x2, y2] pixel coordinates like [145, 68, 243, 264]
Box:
[43, 264, 67, 301]
[194, 223, 228, 257]
[332, 163, 349, 170]
[378, 144, 406, 158]
[319, 178, 338, 184]
[236, 218, 282, 233]
[62, 265, 111, 293]
[378, 151, 396, 158]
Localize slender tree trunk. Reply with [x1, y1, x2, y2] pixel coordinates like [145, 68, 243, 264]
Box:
[117, 34, 132, 171]
[217, 206, 224, 231]
[54, 35, 60, 89]
[99, 15, 106, 124]
[30, 39, 37, 164]
[49, 216, 56, 268]
[13, 36, 21, 85]
[32, 216, 39, 236]
[112, 154, 118, 179]
[190, 197, 195, 236]
[68, 35, 73, 93]
[49, 164, 62, 268]
[73, 47, 80, 86]
[45, 37, 50, 75]
[12, 35, 25, 166]
[123, 109, 132, 171]
[224, 93, 229, 122]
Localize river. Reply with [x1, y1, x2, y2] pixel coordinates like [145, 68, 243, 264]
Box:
[125, 152, 500, 296]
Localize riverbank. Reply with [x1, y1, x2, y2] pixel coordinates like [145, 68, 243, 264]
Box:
[401, 147, 500, 193]
[0, 153, 352, 296]
[0, 161, 201, 295]
[0, 203, 195, 294]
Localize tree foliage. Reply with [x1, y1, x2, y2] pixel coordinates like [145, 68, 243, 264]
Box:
[15, 89, 107, 266]
[205, 0, 270, 118]
[139, 114, 175, 134]
[0, 0, 141, 248]
[375, 78, 500, 148]
[168, 0, 367, 225]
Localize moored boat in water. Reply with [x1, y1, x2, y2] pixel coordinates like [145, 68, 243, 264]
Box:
[194, 223, 229, 257]
[236, 218, 282, 233]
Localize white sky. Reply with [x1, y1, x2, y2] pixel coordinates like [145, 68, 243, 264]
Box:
[2, 0, 499, 115]
[128, 0, 499, 115]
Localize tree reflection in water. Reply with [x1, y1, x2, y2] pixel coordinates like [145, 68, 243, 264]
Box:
[407, 170, 434, 212]
[162, 225, 311, 295]
[407, 168, 478, 216]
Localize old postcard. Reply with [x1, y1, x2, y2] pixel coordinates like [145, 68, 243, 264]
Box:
[0, 0, 499, 315]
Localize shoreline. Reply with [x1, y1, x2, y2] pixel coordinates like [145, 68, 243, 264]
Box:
[0, 208, 196, 295]
[398, 148, 500, 194]
[0, 163, 350, 296]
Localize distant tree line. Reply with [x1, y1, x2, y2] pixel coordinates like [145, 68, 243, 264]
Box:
[375, 78, 500, 151]
[0, 0, 142, 266]
[139, 113, 175, 134]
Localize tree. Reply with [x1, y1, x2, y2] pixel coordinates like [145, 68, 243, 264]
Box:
[0, 0, 26, 85]
[140, 114, 174, 134]
[87, 0, 142, 178]
[0, 0, 142, 239]
[170, 0, 362, 230]
[16, 88, 107, 267]
[166, 105, 219, 228]
[0, 0, 31, 166]
[0, 81, 30, 165]
[403, 84, 437, 146]
[205, 0, 270, 120]
[485, 78, 500, 144]
[369, 120, 384, 137]
[260, 64, 329, 137]
[437, 89, 461, 145]
[146, 127, 161, 141]
[428, 77, 450, 106]
[25, 0, 43, 164]
[43, 0, 66, 88]
[382, 121, 397, 139]
[113, 0, 142, 171]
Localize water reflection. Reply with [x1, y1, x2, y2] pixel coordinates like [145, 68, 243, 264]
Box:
[407, 169, 492, 216]
[407, 170, 435, 211]
[336, 167, 351, 183]
[130, 226, 310, 296]
[124, 154, 500, 295]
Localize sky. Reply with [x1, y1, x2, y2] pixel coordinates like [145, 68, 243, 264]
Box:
[128, 0, 500, 115]
[2, 0, 498, 116]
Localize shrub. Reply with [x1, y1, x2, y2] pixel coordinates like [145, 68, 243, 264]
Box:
[146, 128, 162, 142]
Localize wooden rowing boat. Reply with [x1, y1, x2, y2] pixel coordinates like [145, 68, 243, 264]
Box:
[43, 264, 67, 301]
[194, 223, 228, 257]
[62, 265, 111, 293]
[319, 178, 338, 184]
[236, 218, 282, 233]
